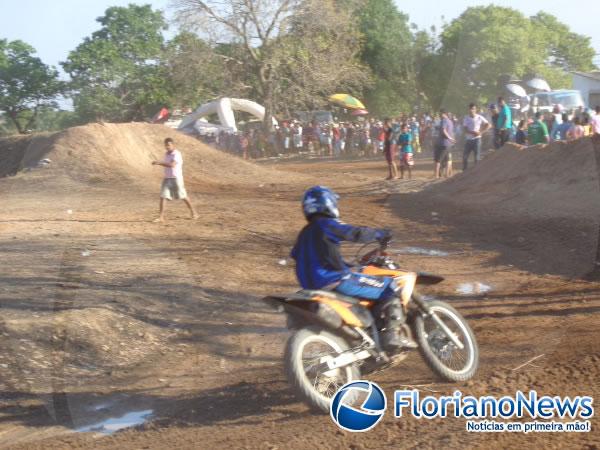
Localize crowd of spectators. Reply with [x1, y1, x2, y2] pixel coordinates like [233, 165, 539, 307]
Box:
[197, 113, 470, 161]
[193, 102, 600, 176]
[514, 105, 600, 146]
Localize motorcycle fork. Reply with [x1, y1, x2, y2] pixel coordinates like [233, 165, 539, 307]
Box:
[411, 293, 465, 350]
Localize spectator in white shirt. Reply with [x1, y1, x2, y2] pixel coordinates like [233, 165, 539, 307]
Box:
[462, 103, 490, 171]
[152, 137, 198, 222]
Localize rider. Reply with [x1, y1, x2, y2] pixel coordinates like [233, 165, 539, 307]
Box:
[291, 186, 416, 351]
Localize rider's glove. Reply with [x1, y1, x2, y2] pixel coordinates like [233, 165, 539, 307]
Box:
[377, 229, 392, 246]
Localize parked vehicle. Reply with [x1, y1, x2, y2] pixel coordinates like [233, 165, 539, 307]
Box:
[530, 90, 586, 114]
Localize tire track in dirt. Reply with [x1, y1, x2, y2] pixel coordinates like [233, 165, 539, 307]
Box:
[1, 150, 599, 448]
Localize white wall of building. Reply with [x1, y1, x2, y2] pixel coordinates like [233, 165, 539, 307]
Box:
[572, 74, 600, 108]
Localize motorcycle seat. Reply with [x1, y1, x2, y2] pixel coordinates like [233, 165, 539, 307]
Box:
[294, 289, 366, 306]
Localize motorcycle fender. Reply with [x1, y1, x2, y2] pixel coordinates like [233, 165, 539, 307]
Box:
[284, 301, 343, 330]
[396, 273, 417, 307]
[266, 294, 372, 329]
[416, 273, 445, 285]
[315, 297, 368, 328]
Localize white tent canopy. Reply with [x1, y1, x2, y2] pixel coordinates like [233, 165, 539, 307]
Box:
[527, 78, 551, 92]
[506, 83, 527, 98]
[178, 98, 276, 133]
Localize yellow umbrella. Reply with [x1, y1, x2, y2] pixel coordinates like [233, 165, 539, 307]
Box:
[328, 93, 366, 110]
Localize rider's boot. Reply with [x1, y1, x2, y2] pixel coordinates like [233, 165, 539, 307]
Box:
[380, 298, 418, 351]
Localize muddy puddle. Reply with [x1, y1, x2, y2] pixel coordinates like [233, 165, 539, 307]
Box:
[76, 409, 153, 435]
[456, 282, 493, 295]
[393, 247, 450, 257]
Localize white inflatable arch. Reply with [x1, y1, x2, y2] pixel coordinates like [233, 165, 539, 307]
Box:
[178, 98, 276, 133]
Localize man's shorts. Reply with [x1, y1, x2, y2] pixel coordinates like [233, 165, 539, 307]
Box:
[160, 178, 187, 200]
[434, 144, 450, 164]
[400, 152, 414, 167]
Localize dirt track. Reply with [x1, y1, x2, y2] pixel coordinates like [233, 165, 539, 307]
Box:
[0, 127, 599, 449]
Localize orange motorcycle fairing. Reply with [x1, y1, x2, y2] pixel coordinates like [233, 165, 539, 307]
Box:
[360, 266, 417, 307]
[359, 300, 375, 308]
[360, 267, 410, 278]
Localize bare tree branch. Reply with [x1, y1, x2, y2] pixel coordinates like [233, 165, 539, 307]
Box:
[173, 0, 244, 37]
[242, 0, 264, 41]
[264, 0, 292, 39]
[170, 0, 369, 127]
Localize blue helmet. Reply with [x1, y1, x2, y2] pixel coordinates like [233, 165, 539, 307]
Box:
[302, 186, 340, 220]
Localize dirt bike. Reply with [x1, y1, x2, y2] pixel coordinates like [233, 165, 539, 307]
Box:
[263, 241, 479, 412]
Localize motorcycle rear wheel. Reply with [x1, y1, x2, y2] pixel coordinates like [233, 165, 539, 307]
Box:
[414, 300, 479, 381]
[285, 326, 360, 413]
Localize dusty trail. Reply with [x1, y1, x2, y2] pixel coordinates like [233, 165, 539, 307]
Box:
[0, 125, 598, 449]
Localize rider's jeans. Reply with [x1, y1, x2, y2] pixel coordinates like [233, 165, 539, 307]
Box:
[334, 272, 396, 301]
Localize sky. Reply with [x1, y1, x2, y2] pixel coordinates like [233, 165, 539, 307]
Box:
[1, 0, 598, 74]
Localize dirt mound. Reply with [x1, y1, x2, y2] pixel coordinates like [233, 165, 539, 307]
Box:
[431, 138, 600, 220]
[0, 123, 301, 187]
[0, 308, 174, 392]
[393, 137, 600, 277]
[0, 132, 57, 178]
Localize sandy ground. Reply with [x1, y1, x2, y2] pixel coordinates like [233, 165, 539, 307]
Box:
[0, 136, 599, 449]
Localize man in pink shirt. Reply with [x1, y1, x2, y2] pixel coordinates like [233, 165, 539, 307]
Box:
[152, 137, 198, 222]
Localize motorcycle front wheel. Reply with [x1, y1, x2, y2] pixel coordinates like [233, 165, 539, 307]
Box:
[284, 326, 360, 413]
[414, 300, 479, 381]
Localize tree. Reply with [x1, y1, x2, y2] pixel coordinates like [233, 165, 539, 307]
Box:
[172, 0, 367, 129]
[62, 5, 171, 122]
[424, 6, 597, 112]
[165, 32, 253, 109]
[357, 0, 416, 116]
[34, 108, 82, 132]
[273, 0, 370, 114]
[0, 40, 63, 134]
[413, 27, 444, 112]
[434, 6, 535, 111]
[529, 12, 596, 87]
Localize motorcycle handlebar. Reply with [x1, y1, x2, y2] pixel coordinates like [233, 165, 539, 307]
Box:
[378, 236, 391, 251]
[358, 237, 391, 265]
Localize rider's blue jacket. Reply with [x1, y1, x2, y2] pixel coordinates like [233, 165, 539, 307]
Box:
[291, 216, 387, 290]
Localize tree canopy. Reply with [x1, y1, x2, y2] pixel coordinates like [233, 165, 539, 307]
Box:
[1, 3, 598, 135]
[428, 6, 597, 111]
[62, 4, 171, 122]
[0, 39, 63, 134]
[357, 0, 416, 116]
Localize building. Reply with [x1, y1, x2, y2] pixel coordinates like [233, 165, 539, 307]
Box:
[571, 71, 600, 108]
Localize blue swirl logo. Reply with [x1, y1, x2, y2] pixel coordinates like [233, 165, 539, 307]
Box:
[330, 381, 387, 432]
